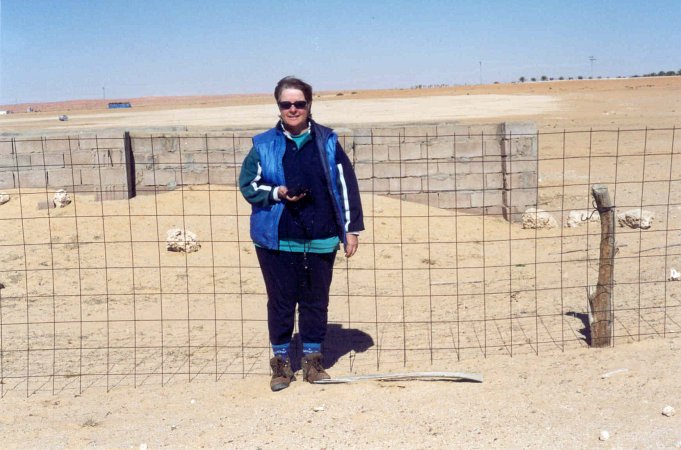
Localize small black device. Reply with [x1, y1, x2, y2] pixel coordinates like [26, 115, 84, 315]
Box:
[287, 186, 311, 198]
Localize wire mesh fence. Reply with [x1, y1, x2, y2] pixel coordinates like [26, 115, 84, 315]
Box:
[0, 126, 679, 397]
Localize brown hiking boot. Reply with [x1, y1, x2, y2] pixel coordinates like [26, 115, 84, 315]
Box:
[270, 356, 295, 392]
[302, 352, 330, 383]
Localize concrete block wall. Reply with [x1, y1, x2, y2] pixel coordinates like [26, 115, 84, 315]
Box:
[0, 133, 127, 193]
[0, 122, 537, 221]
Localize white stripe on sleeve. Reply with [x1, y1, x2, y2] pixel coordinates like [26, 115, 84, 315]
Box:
[337, 163, 351, 231]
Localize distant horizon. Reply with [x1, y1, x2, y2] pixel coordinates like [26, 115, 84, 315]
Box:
[2, 72, 681, 111]
[2, 1, 680, 105]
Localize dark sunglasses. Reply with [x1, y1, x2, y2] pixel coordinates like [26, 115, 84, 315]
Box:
[278, 100, 308, 110]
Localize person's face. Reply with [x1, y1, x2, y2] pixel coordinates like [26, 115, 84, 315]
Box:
[278, 88, 310, 134]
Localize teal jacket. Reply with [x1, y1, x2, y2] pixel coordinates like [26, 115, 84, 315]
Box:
[239, 120, 364, 250]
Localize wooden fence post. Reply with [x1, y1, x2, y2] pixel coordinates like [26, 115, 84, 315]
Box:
[589, 184, 615, 347]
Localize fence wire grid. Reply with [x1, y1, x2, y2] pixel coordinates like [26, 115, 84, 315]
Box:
[0, 126, 680, 397]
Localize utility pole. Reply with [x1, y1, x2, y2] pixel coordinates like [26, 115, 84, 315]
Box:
[589, 56, 596, 78]
[479, 61, 482, 85]
[102, 86, 106, 99]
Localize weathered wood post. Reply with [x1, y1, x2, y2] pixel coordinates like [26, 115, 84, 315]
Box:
[589, 184, 615, 347]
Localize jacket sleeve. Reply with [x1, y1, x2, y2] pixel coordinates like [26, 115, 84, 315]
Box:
[239, 147, 280, 208]
[335, 142, 365, 233]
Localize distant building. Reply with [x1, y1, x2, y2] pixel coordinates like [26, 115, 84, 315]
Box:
[108, 102, 132, 109]
[0, 110, 8, 115]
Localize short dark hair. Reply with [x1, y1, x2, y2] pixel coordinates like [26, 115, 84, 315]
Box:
[274, 76, 313, 103]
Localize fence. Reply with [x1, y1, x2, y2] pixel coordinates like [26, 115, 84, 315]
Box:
[0, 125, 679, 397]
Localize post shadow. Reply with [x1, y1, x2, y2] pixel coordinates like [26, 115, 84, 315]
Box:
[290, 323, 374, 371]
[565, 311, 591, 344]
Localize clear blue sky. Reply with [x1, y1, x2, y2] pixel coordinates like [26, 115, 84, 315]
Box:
[1, 0, 679, 104]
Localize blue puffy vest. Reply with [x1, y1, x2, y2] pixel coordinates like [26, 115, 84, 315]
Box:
[249, 123, 346, 250]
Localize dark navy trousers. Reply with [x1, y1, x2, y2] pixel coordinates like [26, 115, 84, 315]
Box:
[255, 247, 337, 346]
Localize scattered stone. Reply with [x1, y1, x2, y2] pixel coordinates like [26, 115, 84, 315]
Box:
[166, 228, 201, 253]
[669, 268, 680, 282]
[53, 189, 72, 208]
[617, 209, 654, 229]
[662, 406, 676, 417]
[140, 444, 148, 450]
[522, 208, 558, 229]
[313, 405, 325, 412]
[566, 210, 599, 228]
[599, 430, 610, 441]
[0, 192, 9, 205]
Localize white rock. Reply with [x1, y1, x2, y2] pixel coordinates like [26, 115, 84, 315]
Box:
[566, 210, 599, 228]
[140, 444, 148, 450]
[166, 228, 201, 253]
[669, 268, 680, 282]
[522, 208, 558, 229]
[617, 209, 654, 229]
[662, 405, 676, 417]
[53, 189, 72, 208]
[599, 430, 610, 441]
[313, 405, 325, 412]
[0, 192, 9, 205]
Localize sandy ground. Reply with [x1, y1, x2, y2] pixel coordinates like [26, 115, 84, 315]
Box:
[1, 77, 681, 449]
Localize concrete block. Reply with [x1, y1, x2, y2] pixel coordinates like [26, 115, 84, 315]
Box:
[502, 121, 537, 138]
[155, 150, 182, 167]
[404, 125, 437, 139]
[503, 188, 537, 208]
[0, 139, 13, 156]
[208, 168, 237, 186]
[404, 162, 430, 177]
[424, 139, 455, 159]
[503, 172, 538, 191]
[455, 139, 483, 158]
[481, 159, 503, 174]
[357, 179, 374, 193]
[95, 137, 124, 151]
[70, 150, 97, 168]
[18, 170, 47, 188]
[179, 170, 209, 185]
[14, 138, 43, 154]
[425, 174, 455, 192]
[370, 130, 401, 145]
[11, 154, 32, 171]
[371, 178, 390, 194]
[206, 136, 234, 152]
[372, 162, 401, 178]
[354, 144, 387, 162]
[471, 190, 502, 208]
[485, 173, 503, 189]
[46, 169, 76, 188]
[206, 151, 232, 165]
[483, 139, 503, 157]
[131, 135, 154, 154]
[44, 137, 73, 153]
[352, 129, 373, 145]
[143, 169, 177, 186]
[151, 136, 180, 154]
[395, 142, 423, 160]
[402, 192, 437, 206]
[437, 191, 471, 209]
[43, 153, 66, 168]
[0, 171, 16, 189]
[180, 134, 207, 152]
[98, 167, 127, 186]
[455, 173, 484, 191]
[390, 176, 421, 194]
[354, 162, 374, 180]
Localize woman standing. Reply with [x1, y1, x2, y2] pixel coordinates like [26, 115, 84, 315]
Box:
[239, 76, 364, 391]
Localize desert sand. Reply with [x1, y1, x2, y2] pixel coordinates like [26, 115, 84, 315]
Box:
[0, 77, 680, 449]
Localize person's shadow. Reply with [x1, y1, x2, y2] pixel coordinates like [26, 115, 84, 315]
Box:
[290, 323, 374, 371]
